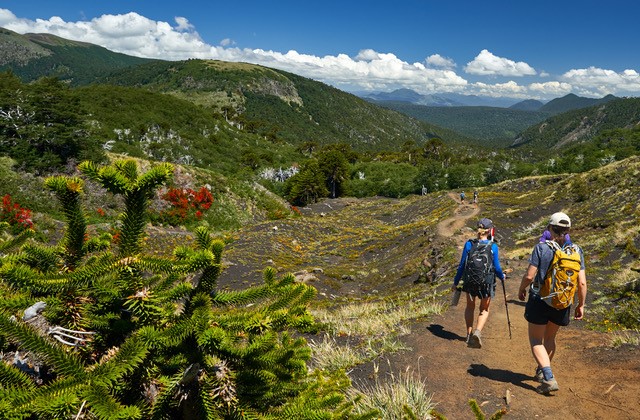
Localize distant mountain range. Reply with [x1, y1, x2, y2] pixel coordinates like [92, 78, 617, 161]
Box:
[356, 88, 525, 108]
[363, 88, 622, 144]
[357, 88, 620, 113]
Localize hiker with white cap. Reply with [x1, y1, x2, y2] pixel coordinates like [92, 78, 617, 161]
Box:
[518, 212, 587, 395]
[452, 218, 506, 348]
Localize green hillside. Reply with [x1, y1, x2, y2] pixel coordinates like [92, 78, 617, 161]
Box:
[0, 27, 154, 85]
[75, 83, 304, 176]
[99, 59, 475, 151]
[509, 99, 544, 111]
[511, 97, 640, 151]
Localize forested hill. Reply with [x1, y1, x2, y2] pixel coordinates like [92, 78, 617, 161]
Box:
[0, 27, 153, 85]
[511, 97, 640, 151]
[539, 93, 618, 114]
[97, 59, 475, 151]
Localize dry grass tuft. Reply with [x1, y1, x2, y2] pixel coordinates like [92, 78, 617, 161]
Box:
[350, 363, 436, 419]
[312, 295, 443, 337]
[610, 330, 640, 347]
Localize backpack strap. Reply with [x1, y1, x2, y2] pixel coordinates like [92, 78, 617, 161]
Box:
[544, 240, 561, 251]
[563, 243, 580, 255]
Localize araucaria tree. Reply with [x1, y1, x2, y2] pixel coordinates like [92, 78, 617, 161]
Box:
[0, 159, 373, 419]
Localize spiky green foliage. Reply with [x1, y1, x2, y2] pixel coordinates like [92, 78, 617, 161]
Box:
[468, 399, 507, 420]
[43, 176, 87, 268]
[0, 223, 33, 257]
[264, 370, 379, 420]
[0, 159, 371, 419]
[78, 159, 174, 256]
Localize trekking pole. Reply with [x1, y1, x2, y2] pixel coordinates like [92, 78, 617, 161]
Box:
[500, 276, 512, 339]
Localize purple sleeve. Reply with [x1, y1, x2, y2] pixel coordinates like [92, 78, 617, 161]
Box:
[539, 230, 551, 242]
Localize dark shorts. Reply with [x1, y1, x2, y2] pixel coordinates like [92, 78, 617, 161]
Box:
[465, 282, 496, 299]
[524, 293, 571, 326]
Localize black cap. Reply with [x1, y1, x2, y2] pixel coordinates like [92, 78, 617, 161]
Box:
[477, 218, 493, 229]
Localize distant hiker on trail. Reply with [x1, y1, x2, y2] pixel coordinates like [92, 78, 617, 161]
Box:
[518, 212, 587, 395]
[451, 218, 505, 348]
[460, 191, 465, 203]
[473, 190, 478, 205]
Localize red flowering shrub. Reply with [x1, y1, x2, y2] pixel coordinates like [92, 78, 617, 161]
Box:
[1, 195, 33, 233]
[157, 187, 213, 225]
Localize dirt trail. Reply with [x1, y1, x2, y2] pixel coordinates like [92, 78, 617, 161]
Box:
[380, 193, 640, 419]
[436, 192, 480, 237]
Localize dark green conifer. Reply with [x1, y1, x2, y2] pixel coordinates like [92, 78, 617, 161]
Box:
[0, 159, 371, 419]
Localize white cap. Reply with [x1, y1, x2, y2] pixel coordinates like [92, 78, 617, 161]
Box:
[549, 212, 571, 228]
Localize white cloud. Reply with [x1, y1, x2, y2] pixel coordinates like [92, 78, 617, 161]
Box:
[470, 81, 528, 98]
[0, 10, 468, 92]
[354, 49, 381, 61]
[1, 11, 212, 60]
[561, 66, 640, 96]
[220, 38, 235, 47]
[174, 17, 194, 32]
[425, 54, 456, 69]
[529, 81, 573, 97]
[0, 8, 18, 25]
[465, 49, 536, 77]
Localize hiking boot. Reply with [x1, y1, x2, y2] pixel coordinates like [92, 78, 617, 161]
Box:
[534, 367, 544, 383]
[536, 377, 559, 395]
[467, 329, 482, 348]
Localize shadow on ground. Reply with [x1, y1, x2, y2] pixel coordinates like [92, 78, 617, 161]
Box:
[427, 323, 466, 342]
[468, 363, 537, 392]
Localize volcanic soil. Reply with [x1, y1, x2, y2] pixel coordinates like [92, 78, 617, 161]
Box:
[219, 192, 640, 419]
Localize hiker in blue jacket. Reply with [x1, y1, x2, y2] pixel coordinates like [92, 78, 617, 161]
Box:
[452, 218, 505, 348]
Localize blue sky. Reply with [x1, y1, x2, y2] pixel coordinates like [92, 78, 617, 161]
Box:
[1, 0, 639, 100]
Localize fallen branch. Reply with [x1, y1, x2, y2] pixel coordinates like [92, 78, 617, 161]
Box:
[569, 387, 629, 414]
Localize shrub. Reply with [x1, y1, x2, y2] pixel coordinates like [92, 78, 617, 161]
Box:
[0, 194, 33, 233]
[0, 159, 371, 419]
[612, 293, 640, 330]
[156, 186, 214, 225]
